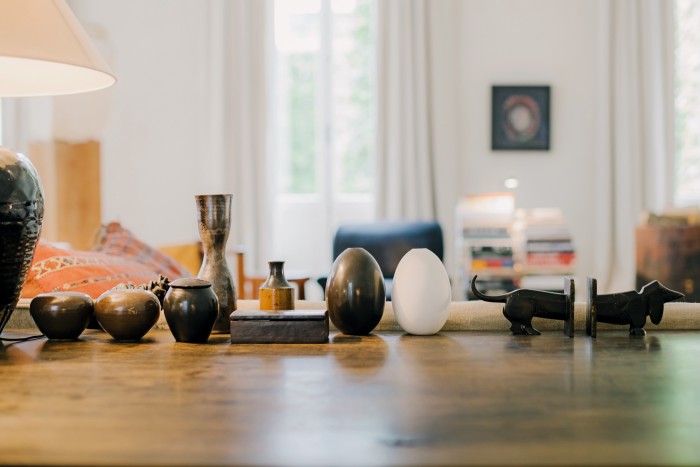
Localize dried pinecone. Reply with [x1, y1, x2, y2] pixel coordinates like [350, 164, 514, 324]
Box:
[113, 275, 170, 305]
[143, 275, 170, 304]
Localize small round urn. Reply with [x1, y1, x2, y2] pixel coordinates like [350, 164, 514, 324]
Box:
[29, 292, 94, 340]
[163, 278, 219, 343]
[259, 261, 295, 311]
[94, 289, 160, 341]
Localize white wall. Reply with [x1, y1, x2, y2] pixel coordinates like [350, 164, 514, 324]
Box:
[51, 0, 603, 287]
[65, 0, 225, 246]
[459, 0, 599, 284]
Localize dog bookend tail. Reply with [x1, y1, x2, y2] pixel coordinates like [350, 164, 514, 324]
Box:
[586, 277, 684, 337]
[470, 275, 575, 337]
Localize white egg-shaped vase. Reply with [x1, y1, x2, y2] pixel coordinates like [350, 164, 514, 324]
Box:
[392, 248, 451, 335]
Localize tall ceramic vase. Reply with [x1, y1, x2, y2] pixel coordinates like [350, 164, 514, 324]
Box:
[0, 148, 44, 333]
[195, 194, 236, 333]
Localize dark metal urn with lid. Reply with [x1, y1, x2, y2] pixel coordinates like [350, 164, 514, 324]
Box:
[164, 278, 219, 343]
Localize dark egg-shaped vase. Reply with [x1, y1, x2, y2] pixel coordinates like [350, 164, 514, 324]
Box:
[0, 148, 44, 334]
[95, 289, 161, 341]
[163, 278, 218, 343]
[326, 247, 386, 335]
[30, 292, 94, 340]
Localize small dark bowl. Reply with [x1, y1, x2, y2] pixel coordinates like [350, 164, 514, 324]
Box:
[29, 292, 94, 340]
[94, 289, 161, 341]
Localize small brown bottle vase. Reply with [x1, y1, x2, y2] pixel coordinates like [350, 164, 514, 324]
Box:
[259, 261, 295, 311]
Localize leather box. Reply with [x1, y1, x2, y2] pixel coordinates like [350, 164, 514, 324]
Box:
[230, 309, 329, 344]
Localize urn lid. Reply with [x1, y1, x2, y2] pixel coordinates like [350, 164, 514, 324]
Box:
[170, 278, 212, 289]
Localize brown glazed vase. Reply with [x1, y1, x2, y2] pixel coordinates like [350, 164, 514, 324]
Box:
[94, 289, 161, 341]
[196, 194, 236, 333]
[29, 292, 94, 340]
[0, 148, 44, 334]
[163, 278, 218, 343]
[259, 261, 295, 311]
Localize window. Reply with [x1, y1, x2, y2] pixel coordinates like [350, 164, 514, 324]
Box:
[274, 0, 375, 197]
[271, 0, 376, 279]
[675, 0, 700, 207]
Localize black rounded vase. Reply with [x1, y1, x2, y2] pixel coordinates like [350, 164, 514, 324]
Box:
[0, 148, 44, 333]
[326, 247, 386, 335]
[163, 278, 218, 343]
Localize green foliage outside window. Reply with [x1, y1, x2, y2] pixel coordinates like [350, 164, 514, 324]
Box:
[287, 53, 317, 194]
[339, 0, 375, 194]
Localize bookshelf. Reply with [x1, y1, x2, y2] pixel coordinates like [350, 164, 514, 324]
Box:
[455, 193, 517, 299]
[512, 208, 576, 291]
[456, 194, 576, 299]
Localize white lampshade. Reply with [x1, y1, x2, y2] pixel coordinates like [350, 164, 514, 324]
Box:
[0, 0, 116, 97]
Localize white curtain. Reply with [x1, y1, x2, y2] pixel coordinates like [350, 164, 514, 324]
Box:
[595, 0, 674, 292]
[376, 0, 461, 222]
[376, 0, 462, 276]
[223, 0, 273, 274]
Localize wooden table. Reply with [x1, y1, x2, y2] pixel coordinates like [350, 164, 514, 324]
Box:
[1, 329, 700, 466]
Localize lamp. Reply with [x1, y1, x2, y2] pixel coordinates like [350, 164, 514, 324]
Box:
[0, 0, 115, 97]
[0, 0, 116, 333]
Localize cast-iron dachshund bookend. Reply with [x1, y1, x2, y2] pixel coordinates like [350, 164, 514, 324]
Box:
[471, 275, 574, 337]
[586, 277, 684, 337]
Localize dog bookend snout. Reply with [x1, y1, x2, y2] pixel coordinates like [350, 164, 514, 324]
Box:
[470, 275, 575, 337]
[586, 277, 684, 337]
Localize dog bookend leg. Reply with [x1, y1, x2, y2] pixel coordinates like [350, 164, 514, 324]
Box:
[629, 327, 646, 337]
[586, 277, 597, 338]
[502, 305, 541, 335]
[508, 320, 541, 336]
[564, 277, 575, 338]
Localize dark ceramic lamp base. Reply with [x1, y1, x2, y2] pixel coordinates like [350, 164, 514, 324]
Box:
[0, 148, 45, 335]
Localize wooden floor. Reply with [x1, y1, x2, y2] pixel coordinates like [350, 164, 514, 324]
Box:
[1, 328, 700, 466]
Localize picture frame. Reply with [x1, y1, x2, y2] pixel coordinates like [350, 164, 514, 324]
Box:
[491, 85, 550, 151]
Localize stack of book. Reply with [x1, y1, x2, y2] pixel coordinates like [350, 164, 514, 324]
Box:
[455, 193, 518, 298]
[515, 208, 576, 291]
[525, 239, 575, 270]
[470, 244, 515, 271]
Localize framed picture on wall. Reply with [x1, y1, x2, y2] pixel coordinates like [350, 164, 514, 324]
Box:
[491, 85, 550, 151]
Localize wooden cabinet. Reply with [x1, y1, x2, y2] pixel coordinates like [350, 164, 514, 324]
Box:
[636, 225, 700, 301]
[29, 140, 101, 250]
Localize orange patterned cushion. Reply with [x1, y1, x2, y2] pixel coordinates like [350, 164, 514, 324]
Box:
[20, 242, 162, 299]
[92, 222, 191, 279]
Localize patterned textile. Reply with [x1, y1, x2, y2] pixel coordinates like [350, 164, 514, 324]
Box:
[92, 222, 191, 279]
[20, 242, 162, 298]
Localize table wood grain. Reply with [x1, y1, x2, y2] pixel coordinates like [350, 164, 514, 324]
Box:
[1, 329, 699, 466]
